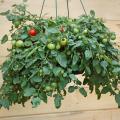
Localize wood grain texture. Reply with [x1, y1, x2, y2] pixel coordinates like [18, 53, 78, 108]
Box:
[1, 109, 120, 120]
[1, 0, 120, 20]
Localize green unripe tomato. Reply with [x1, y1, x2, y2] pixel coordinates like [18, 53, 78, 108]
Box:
[70, 24, 76, 28]
[78, 36, 82, 39]
[56, 43, 61, 50]
[12, 40, 16, 46]
[68, 18, 73, 22]
[12, 49, 16, 53]
[83, 29, 88, 34]
[16, 40, 24, 48]
[102, 38, 108, 43]
[47, 43, 55, 50]
[111, 33, 116, 40]
[73, 28, 79, 34]
[51, 82, 57, 88]
[61, 70, 64, 74]
[39, 69, 43, 76]
[100, 55, 104, 59]
[45, 85, 52, 92]
[66, 51, 71, 55]
[100, 35, 104, 39]
[60, 38, 68, 46]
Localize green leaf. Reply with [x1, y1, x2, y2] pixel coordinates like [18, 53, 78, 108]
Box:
[58, 77, 68, 90]
[0, 10, 10, 16]
[43, 66, 51, 75]
[1, 60, 11, 73]
[56, 53, 67, 68]
[31, 97, 41, 108]
[113, 67, 120, 73]
[90, 10, 95, 17]
[24, 41, 33, 47]
[93, 60, 101, 74]
[69, 74, 77, 81]
[95, 87, 101, 99]
[101, 86, 110, 94]
[26, 58, 38, 68]
[21, 34, 28, 40]
[72, 54, 79, 65]
[53, 67, 62, 76]
[115, 94, 120, 107]
[85, 66, 91, 75]
[85, 50, 92, 60]
[0, 99, 10, 109]
[47, 28, 59, 34]
[54, 94, 63, 109]
[24, 87, 36, 97]
[31, 76, 42, 83]
[79, 87, 87, 97]
[26, 47, 38, 58]
[1, 34, 8, 44]
[39, 92, 47, 103]
[13, 76, 20, 84]
[68, 86, 75, 93]
[100, 61, 108, 70]
[72, 41, 83, 49]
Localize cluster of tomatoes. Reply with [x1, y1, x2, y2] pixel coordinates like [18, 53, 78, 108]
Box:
[12, 28, 37, 48]
[11, 27, 68, 50]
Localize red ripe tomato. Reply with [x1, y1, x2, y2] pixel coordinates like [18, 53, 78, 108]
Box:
[60, 26, 64, 32]
[28, 29, 37, 36]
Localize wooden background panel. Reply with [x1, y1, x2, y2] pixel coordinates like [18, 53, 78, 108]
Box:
[0, 41, 11, 57]
[1, 109, 120, 120]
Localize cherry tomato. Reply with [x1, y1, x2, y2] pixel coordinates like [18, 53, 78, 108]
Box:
[56, 43, 61, 50]
[102, 38, 108, 43]
[51, 82, 57, 88]
[60, 38, 68, 46]
[70, 24, 76, 28]
[73, 28, 79, 34]
[78, 36, 82, 39]
[83, 29, 88, 34]
[47, 43, 55, 50]
[60, 26, 64, 32]
[111, 33, 116, 40]
[45, 85, 52, 92]
[12, 40, 16, 47]
[28, 29, 37, 36]
[61, 70, 64, 74]
[16, 40, 24, 48]
[39, 69, 43, 76]
[66, 51, 71, 55]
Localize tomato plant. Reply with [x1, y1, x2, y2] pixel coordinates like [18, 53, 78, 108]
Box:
[0, 3, 120, 109]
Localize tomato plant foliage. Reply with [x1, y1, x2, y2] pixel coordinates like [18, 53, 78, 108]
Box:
[0, 3, 120, 109]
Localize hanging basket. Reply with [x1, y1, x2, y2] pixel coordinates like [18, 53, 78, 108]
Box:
[0, 0, 120, 109]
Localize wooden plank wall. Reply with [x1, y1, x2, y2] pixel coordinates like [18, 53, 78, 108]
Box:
[0, 0, 120, 120]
